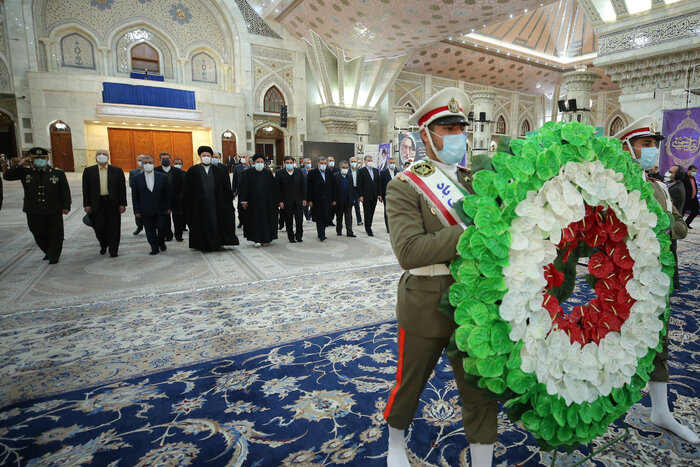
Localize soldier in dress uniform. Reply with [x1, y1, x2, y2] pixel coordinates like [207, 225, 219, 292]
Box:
[614, 117, 698, 444]
[383, 88, 498, 467]
[3, 147, 71, 264]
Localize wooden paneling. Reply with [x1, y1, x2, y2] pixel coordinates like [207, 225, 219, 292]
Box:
[50, 132, 74, 172]
[107, 128, 193, 172]
[222, 138, 236, 160]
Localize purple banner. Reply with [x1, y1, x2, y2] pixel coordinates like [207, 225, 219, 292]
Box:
[660, 107, 700, 175]
[377, 143, 391, 171]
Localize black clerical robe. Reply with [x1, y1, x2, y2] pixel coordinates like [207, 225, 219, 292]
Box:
[239, 168, 279, 244]
[184, 164, 238, 251]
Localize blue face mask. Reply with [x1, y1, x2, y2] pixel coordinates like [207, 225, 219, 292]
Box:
[637, 146, 659, 171]
[428, 130, 466, 165]
[389, 163, 396, 170]
[306, 163, 311, 169]
[285, 163, 294, 170]
[34, 158, 48, 168]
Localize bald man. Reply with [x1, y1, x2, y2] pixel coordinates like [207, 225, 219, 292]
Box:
[82, 149, 127, 257]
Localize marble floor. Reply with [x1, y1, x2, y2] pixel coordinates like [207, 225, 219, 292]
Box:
[0, 173, 401, 405]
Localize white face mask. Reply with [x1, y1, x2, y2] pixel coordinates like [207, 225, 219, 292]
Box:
[319, 164, 327, 171]
[240, 159, 247, 166]
[365, 161, 374, 168]
[143, 163, 154, 172]
[211, 158, 220, 166]
[174, 164, 183, 169]
[201, 156, 211, 165]
[341, 168, 349, 175]
[664, 171, 673, 182]
[255, 162, 264, 171]
[328, 161, 335, 167]
[96, 154, 109, 164]
[137, 160, 143, 168]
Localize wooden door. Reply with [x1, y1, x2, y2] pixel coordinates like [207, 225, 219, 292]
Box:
[222, 138, 236, 161]
[50, 132, 74, 172]
[275, 139, 284, 166]
[107, 128, 193, 172]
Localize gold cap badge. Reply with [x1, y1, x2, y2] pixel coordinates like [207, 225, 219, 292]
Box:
[448, 98, 460, 113]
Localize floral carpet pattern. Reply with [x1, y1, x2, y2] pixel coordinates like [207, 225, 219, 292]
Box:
[1, 276, 698, 466]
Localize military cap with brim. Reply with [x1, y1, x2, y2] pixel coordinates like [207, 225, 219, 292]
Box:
[613, 116, 665, 142]
[407, 87, 471, 128]
[28, 147, 50, 157]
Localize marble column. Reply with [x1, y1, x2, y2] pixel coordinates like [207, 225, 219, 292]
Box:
[392, 106, 411, 131]
[471, 90, 496, 156]
[356, 116, 370, 147]
[561, 70, 600, 125]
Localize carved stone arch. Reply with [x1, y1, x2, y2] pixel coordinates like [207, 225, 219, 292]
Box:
[255, 77, 294, 115]
[108, 22, 178, 78]
[187, 46, 221, 85]
[396, 94, 419, 111]
[607, 113, 627, 137]
[494, 114, 507, 135]
[519, 118, 532, 136]
[254, 121, 289, 137]
[47, 24, 102, 73]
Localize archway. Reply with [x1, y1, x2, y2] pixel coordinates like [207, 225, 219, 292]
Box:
[50, 120, 74, 172]
[255, 125, 284, 167]
[222, 130, 237, 171]
[0, 111, 17, 159]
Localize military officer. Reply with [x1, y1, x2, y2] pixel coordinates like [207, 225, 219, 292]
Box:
[3, 147, 71, 264]
[614, 117, 698, 444]
[383, 88, 498, 467]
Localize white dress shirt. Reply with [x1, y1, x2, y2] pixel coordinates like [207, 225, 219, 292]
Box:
[145, 171, 155, 192]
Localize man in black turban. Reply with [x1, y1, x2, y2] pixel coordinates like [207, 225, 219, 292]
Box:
[182, 145, 239, 251]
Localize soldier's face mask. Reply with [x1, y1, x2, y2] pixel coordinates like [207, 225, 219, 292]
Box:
[426, 128, 466, 165]
[34, 158, 48, 168]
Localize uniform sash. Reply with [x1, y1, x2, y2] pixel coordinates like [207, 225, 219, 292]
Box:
[401, 160, 467, 228]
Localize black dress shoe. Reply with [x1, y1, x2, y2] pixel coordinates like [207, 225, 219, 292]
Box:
[289, 239, 296, 243]
[337, 232, 342, 236]
[48, 259, 58, 264]
[176, 237, 183, 242]
[319, 236, 327, 241]
[149, 250, 159, 255]
[42, 255, 49, 260]
[133, 228, 142, 236]
[296, 238, 303, 243]
[347, 233, 357, 237]
[165, 236, 173, 242]
[358, 221, 363, 226]
[110, 253, 119, 258]
[367, 231, 374, 237]
[100, 247, 107, 255]
[160, 244, 167, 252]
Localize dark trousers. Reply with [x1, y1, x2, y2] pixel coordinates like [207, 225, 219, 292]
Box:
[353, 190, 362, 223]
[237, 201, 247, 227]
[279, 207, 286, 229]
[362, 198, 377, 233]
[384, 202, 389, 233]
[336, 203, 353, 235]
[316, 221, 326, 239]
[165, 207, 185, 240]
[671, 239, 680, 289]
[26, 212, 63, 262]
[92, 196, 121, 255]
[685, 197, 699, 226]
[285, 202, 304, 241]
[303, 204, 311, 220]
[142, 214, 169, 253]
[134, 213, 143, 230]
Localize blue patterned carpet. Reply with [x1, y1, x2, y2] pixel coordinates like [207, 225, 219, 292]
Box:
[1, 261, 699, 466]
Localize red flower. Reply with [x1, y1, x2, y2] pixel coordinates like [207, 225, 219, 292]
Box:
[542, 292, 562, 319]
[588, 251, 614, 278]
[544, 264, 565, 289]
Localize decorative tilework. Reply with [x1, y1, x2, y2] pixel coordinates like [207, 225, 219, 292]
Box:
[253, 45, 294, 113]
[60, 33, 96, 70]
[234, 0, 282, 39]
[0, 60, 11, 92]
[191, 51, 217, 83]
[41, 0, 227, 62]
[169, 3, 192, 25]
[598, 10, 700, 57]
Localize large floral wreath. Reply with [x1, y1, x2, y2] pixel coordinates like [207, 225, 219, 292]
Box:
[445, 121, 675, 450]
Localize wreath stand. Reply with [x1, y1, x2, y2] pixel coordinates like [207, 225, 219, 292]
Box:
[549, 420, 630, 466]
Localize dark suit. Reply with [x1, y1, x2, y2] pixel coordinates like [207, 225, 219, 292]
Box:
[683, 174, 698, 226]
[350, 168, 362, 224]
[357, 166, 381, 234]
[232, 163, 249, 227]
[333, 172, 355, 236]
[380, 167, 400, 232]
[276, 167, 306, 241]
[131, 171, 171, 253]
[301, 167, 312, 220]
[306, 168, 335, 239]
[4, 164, 71, 262]
[129, 168, 144, 231]
[82, 164, 127, 255]
[155, 165, 185, 240]
[668, 181, 686, 289]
